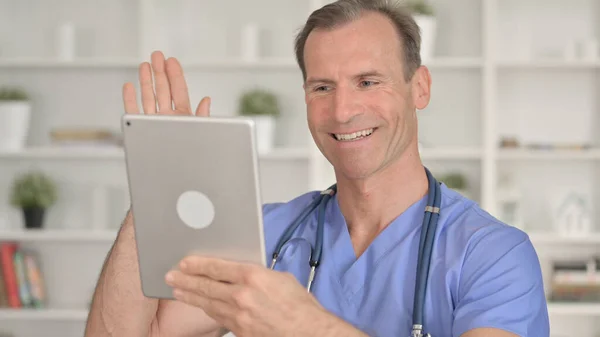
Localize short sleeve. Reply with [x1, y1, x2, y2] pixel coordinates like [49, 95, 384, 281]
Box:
[452, 226, 550, 337]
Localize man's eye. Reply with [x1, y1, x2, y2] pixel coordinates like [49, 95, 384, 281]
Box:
[360, 80, 376, 87]
[315, 86, 329, 92]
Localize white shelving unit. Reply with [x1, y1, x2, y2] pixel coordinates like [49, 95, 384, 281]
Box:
[0, 308, 89, 321]
[0, 0, 598, 336]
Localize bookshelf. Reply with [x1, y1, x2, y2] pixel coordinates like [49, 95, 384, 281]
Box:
[0, 0, 599, 336]
[0, 308, 88, 321]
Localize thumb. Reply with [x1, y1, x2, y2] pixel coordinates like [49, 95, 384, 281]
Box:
[195, 96, 211, 117]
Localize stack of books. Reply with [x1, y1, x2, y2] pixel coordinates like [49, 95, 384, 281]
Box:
[0, 242, 45, 309]
[550, 257, 600, 302]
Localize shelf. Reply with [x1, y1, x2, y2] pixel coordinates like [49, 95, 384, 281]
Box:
[0, 308, 88, 320]
[0, 146, 310, 161]
[0, 146, 125, 160]
[0, 229, 117, 243]
[0, 58, 298, 70]
[497, 59, 600, 69]
[529, 232, 600, 245]
[424, 57, 483, 69]
[498, 148, 600, 161]
[547, 303, 600, 316]
[0, 58, 141, 69]
[419, 147, 482, 160]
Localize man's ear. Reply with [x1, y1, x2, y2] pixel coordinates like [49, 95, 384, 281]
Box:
[411, 66, 432, 110]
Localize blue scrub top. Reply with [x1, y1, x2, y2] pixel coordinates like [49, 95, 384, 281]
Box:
[261, 183, 550, 337]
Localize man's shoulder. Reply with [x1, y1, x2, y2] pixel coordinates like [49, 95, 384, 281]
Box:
[439, 184, 530, 252]
[439, 187, 549, 335]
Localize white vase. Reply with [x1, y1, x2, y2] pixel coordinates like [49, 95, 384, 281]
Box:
[56, 22, 76, 61]
[0, 101, 31, 151]
[246, 115, 275, 154]
[241, 23, 260, 62]
[414, 14, 437, 63]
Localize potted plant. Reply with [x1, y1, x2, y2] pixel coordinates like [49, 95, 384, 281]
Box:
[10, 171, 58, 229]
[0, 86, 31, 152]
[406, 0, 436, 62]
[238, 88, 280, 154]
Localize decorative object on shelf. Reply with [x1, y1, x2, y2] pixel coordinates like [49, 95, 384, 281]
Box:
[405, 0, 436, 63]
[0, 242, 47, 309]
[9, 171, 58, 229]
[564, 40, 578, 62]
[580, 38, 598, 61]
[49, 127, 122, 148]
[241, 23, 260, 62]
[439, 172, 469, 198]
[550, 257, 600, 303]
[562, 38, 598, 62]
[56, 22, 75, 61]
[496, 173, 524, 230]
[554, 193, 591, 236]
[0, 86, 31, 152]
[238, 88, 280, 154]
[499, 136, 520, 148]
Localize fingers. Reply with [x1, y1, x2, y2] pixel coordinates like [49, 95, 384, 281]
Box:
[165, 57, 192, 113]
[166, 270, 234, 302]
[196, 96, 211, 117]
[137, 50, 212, 116]
[122, 83, 139, 114]
[179, 256, 246, 283]
[139, 62, 157, 114]
[151, 51, 173, 112]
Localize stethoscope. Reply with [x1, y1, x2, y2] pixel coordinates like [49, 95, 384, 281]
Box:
[269, 167, 441, 337]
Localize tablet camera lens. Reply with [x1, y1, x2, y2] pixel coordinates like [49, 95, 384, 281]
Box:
[126, 121, 131, 126]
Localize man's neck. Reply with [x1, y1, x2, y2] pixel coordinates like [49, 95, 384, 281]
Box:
[335, 147, 428, 258]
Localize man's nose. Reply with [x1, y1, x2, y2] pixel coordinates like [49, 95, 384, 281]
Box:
[331, 86, 360, 123]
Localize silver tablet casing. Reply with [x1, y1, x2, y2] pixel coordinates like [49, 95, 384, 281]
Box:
[121, 114, 267, 299]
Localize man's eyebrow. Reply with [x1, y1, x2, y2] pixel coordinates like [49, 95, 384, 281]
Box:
[354, 70, 385, 79]
[305, 70, 385, 86]
[305, 77, 335, 86]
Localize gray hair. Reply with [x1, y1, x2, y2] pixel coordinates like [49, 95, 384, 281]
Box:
[294, 0, 421, 82]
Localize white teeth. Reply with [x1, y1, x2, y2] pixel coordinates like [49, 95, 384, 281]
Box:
[334, 128, 374, 141]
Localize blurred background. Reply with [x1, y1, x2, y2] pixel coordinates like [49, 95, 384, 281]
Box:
[0, 0, 598, 336]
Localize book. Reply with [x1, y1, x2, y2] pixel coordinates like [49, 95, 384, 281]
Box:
[0, 243, 21, 308]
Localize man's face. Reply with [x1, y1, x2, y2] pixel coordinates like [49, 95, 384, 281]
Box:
[303, 12, 431, 181]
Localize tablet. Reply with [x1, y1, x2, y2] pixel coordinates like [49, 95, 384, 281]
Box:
[121, 113, 267, 299]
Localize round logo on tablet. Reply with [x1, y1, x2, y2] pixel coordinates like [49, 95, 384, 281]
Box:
[176, 190, 215, 229]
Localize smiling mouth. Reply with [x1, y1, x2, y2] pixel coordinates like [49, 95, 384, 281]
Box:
[331, 128, 375, 141]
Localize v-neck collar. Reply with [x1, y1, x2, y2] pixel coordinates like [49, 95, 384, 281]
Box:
[326, 192, 428, 298]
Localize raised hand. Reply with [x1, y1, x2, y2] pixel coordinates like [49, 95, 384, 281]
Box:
[122, 50, 211, 117]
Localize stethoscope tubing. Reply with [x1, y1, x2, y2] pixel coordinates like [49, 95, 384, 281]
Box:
[270, 168, 440, 337]
[412, 168, 441, 336]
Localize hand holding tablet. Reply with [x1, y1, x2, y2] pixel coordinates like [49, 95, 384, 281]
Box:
[121, 51, 266, 299]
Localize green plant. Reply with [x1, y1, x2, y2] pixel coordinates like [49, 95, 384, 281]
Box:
[0, 87, 29, 101]
[440, 173, 467, 190]
[10, 171, 58, 209]
[405, 0, 435, 16]
[238, 88, 280, 117]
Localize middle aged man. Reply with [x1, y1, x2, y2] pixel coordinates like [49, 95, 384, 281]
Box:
[85, 1, 549, 336]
